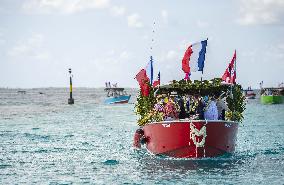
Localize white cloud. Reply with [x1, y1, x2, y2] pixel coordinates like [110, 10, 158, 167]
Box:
[127, 14, 143, 28]
[110, 5, 125, 16]
[196, 20, 209, 28]
[8, 33, 50, 60]
[238, 0, 284, 25]
[166, 50, 178, 60]
[0, 32, 5, 45]
[22, 0, 110, 14]
[161, 10, 168, 24]
[264, 43, 284, 60]
[22, 0, 144, 31]
[119, 51, 131, 59]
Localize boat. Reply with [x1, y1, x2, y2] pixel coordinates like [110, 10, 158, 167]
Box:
[17, 90, 26, 94]
[243, 87, 256, 99]
[134, 120, 238, 158]
[104, 86, 131, 104]
[133, 78, 246, 158]
[260, 87, 284, 104]
[133, 42, 245, 158]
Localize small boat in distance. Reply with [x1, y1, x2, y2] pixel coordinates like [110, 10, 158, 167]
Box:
[243, 86, 256, 99]
[17, 90, 26, 94]
[260, 87, 284, 104]
[104, 82, 131, 104]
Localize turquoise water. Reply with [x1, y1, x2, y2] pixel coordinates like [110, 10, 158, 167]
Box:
[0, 88, 283, 184]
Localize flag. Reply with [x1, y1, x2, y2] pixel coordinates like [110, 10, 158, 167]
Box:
[140, 83, 150, 96]
[222, 50, 237, 84]
[135, 69, 149, 86]
[182, 47, 192, 74]
[153, 71, 160, 88]
[182, 39, 208, 75]
[145, 56, 154, 85]
[135, 69, 150, 96]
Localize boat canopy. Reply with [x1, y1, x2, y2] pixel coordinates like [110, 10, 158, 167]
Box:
[261, 87, 284, 90]
[261, 87, 284, 96]
[104, 87, 125, 91]
[155, 78, 233, 97]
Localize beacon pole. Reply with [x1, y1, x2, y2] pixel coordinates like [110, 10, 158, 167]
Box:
[68, 68, 74, 104]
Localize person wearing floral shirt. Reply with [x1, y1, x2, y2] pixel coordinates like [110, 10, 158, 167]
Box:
[164, 96, 179, 121]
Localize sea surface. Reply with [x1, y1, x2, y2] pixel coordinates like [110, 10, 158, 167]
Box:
[0, 88, 283, 184]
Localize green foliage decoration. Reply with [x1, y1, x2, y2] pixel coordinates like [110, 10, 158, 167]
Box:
[225, 85, 246, 122]
[135, 78, 246, 126]
[134, 84, 158, 126]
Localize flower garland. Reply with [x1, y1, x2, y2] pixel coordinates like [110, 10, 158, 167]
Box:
[189, 122, 207, 147]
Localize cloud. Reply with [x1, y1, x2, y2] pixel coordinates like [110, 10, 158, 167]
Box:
[22, 0, 144, 30]
[166, 50, 178, 60]
[8, 33, 50, 60]
[264, 43, 284, 60]
[0, 32, 5, 45]
[110, 5, 125, 16]
[119, 51, 131, 59]
[127, 14, 143, 28]
[196, 20, 209, 28]
[22, 0, 110, 14]
[161, 10, 168, 24]
[238, 0, 284, 25]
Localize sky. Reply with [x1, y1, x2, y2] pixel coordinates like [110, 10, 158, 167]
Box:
[0, 0, 283, 89]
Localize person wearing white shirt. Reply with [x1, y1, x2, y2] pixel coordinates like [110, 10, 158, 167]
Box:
[204, 96, 218, 120]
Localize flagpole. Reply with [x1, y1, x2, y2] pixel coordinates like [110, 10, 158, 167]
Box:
[235, 49, 237, 83]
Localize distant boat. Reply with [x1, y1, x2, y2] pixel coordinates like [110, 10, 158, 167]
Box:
[243, 87, 256, 99]
[104, 87, 131, 104]
[260, 87, 284, 104]
[17, 90, 26, 94]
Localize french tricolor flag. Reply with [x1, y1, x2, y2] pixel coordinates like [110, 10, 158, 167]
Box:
[182, 39, 208, 78]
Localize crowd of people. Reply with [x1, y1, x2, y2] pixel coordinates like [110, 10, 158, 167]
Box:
[153, 93, 229, 121]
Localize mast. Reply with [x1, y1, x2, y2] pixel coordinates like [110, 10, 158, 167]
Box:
[234, 49, 237, 83]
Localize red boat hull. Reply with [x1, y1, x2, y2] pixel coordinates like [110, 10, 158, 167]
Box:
[134, 120, 238, 158]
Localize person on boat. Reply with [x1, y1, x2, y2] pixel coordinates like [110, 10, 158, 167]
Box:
[216, 95, 228, 120]
[204, 96, 218, 120]
[154, 95, 165, 113]
[164, 96, 179, 121]
[177, 95, 186, 119]
[185, 95, 191, 117]
[196, 96, 206, 120]
[189, 95, 198, 117]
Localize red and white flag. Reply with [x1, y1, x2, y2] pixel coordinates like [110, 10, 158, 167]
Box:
[222, 50, 237, 84]
[153, 71, 160, 88]
[135, 69, 150, 96]
[135, 69, 149, 86]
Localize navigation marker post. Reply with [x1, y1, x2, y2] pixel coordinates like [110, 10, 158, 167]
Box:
[68, 68, 74, 105]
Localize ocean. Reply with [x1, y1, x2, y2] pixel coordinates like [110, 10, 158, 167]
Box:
[0, 88, 283, 184]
